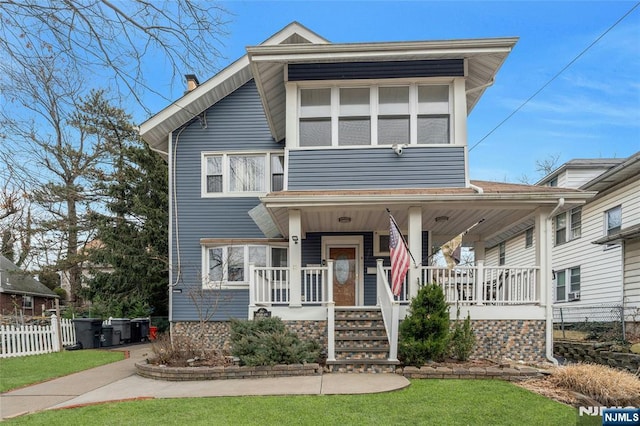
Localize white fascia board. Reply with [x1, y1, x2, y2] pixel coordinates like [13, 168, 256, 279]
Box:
[246, 38, 518, 61]
[261, 191, 596, 208]
[139, 56, 251, 146]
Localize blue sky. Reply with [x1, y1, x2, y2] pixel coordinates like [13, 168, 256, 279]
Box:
[145, 1, 640, 183]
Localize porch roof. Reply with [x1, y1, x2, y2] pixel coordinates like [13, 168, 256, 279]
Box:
[259, 181, 595, 247]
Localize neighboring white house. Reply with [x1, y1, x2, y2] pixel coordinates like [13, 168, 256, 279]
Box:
[486, 152, 640, 323]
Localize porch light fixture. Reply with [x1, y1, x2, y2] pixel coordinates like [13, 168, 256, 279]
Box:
[291, 235, 299, 244]
[338, 216, 351, 224]
[435, 216, 449, 223]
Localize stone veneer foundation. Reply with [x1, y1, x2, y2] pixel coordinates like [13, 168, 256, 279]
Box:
[172, 319, 546, 364]
[468, 320, 546, 364]
[172, 320, 327, 353]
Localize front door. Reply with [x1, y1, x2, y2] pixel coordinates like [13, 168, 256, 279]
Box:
[330, 247, 356, 306]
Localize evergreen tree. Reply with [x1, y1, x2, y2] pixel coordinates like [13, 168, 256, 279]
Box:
[84, 98, 168, 317]
[399, 283, 451, 365]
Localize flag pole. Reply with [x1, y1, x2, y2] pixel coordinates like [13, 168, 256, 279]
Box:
[386, 208, 418, 267]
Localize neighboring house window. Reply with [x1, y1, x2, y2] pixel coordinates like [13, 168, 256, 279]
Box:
[570, 208, 582, 239]
[22, 295, 33, 309]
[606, 206, 622, 236]
[554, 207, 581, 245]
[548, 177, 558, 187]
[555, 270, 566, 302]
[299, 84, 451, 147]
[555, 266, 580, 302]
[498, 242, 506, 266]
[203, 153, 283, 196]
[525, 228, 533, 248]
[204, 245, 288, 288]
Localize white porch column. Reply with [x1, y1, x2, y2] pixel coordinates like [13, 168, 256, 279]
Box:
[408, 206, 422, 298]
[289, 209, 302, 308]
[534, 207, 552, 306]
[473, 241, 486, 305]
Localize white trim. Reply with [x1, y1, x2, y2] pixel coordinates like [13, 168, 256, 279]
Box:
[322, 235, 364, 306]
[201, 151, 284, 197]
[296, 82, 455, 148]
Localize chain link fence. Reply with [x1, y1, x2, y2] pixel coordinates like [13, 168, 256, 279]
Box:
[553, 304, 625, 342]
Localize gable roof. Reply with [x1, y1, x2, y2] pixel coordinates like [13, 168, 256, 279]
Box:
[139, 22, 328, 158]
[0, 255, 58, 298]
[139, 22, 517, 153]
[536, 158, 625, 186]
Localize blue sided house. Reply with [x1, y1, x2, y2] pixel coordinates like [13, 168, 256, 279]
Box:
[140, 22, 594, 370]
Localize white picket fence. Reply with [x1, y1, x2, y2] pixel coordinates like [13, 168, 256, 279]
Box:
[0, 315, 77, 358]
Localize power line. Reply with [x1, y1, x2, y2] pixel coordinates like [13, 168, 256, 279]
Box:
[469, 1, 640, 152]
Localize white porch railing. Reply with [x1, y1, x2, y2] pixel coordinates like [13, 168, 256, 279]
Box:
[382, 265, 539, 305]
[0, 315, 76, 358]
[249, 265, 331, 305]
[376, 259, 399, 362]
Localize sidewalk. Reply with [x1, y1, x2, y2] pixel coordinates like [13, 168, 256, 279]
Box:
[0, 344, 410, 420]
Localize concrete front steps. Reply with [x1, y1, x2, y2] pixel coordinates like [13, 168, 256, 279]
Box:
[325, 307, 400, 373]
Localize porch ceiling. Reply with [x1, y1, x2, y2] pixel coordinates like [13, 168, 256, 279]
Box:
[261, 181, 595, 248]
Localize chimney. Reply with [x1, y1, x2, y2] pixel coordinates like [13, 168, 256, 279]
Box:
[185, 74, 199, 93]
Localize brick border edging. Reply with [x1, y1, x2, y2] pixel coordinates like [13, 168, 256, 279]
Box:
[401, 365, 546, 381]
[136, 361, 545, 381]
[135, 362, 322, 381]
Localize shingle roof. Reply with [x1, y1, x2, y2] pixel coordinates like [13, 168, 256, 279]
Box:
[0, 255, 58, 298]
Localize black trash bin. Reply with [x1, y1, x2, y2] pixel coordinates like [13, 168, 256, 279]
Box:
[109, 318, 131, 344]
[72, 318, 102, 349]
[101, 326, 114, 347]
[130, 318, 150, 342]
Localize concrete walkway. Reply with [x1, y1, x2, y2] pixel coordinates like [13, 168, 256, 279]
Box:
[0, 344, 410, 420]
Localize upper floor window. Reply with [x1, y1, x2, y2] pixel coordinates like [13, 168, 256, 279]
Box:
[606, 206, 622, 236]
[548, 177, 558, 187]
[299, 84, 451, 147]
[554, 207, 581, 246]
[525, 228, 533, 248]
[203, 152, 284, 196]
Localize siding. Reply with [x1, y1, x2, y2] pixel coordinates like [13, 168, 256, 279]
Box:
[552, 179, 640, 306]
[288, 146, 465, 190]
[566, 168, 609, 189]
[624, 239, 640, 310]
[288, 59, 465, 81]
[171, 80, 281, 321]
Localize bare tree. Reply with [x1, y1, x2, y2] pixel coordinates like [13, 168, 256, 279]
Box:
[0, 0, 229, 112]
[535, 153, 561, 177]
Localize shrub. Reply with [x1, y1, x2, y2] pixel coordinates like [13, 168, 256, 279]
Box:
[399, 283, 450, 366]
[550, 363, 640, 406]
[230, 317, 321, 366]
[450, 307, 475, 361]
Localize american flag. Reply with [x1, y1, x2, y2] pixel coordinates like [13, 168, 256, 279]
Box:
[389, 214, 410, 297]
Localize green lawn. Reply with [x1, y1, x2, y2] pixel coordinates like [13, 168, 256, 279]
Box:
[0, 350, 125, 393]
[4, 379, 576, 425]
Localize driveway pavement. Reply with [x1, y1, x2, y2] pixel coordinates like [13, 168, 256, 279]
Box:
[0, 344, 410, 420]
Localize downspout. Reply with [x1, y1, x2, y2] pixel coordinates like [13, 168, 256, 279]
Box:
[468, 182, 484, 194]
[545, 197, 564, 366]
